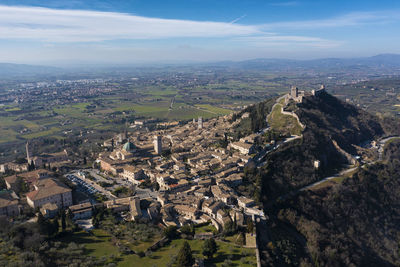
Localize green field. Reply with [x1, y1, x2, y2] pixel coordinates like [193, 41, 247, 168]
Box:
[195, 104, 232, 115]
[59, 229, 256, 267]
[0, 97, 234, 144]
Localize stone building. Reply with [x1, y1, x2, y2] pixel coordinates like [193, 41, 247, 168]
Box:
[120, 165, 146, 184]
[26, 178, 73, 209]
[154, 135, 162, 155]
[69, 202, 93, 220]
[0, 190, 19, 217]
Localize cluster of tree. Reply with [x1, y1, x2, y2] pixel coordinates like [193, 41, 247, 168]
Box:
[138, 179, 159, 191]
[0, 209, 111, 266]
[37, 213, 59, 237]
[112, 186, 135, 197]
[174, 238, 219, 267]
[231, 97, 276, 139]
[180, 223, 195, 237]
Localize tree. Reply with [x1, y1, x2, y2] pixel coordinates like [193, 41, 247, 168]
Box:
[30, 161, 36, 170]
[52, 218, 59, 236]
[236, 232, 245, 246]
[66, 209, 75, 229]
[246, 218, 254, 233]
[180, 224, 194, 236]
[37, 212, 48, 236]
[202, 238, 218, 259]
[61, 211, 66, 231]
[37, 212, 59, 237]
[223, 220, 235, 236]
[0, 178, 6, 190]
[28, 161, 34, 171]
[15, 176, 29, 194]
[163, 225, 178, 239]
[176, 241, 194, 267]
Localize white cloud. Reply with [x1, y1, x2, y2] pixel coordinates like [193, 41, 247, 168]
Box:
[0, 5, 260, 42]
[2, 5, 398, 63]
[261, 11, 400, 30]
[236, 35, 343, 48]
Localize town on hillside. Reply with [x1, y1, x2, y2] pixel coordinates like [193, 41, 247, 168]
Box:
[0, 85, 392, 266]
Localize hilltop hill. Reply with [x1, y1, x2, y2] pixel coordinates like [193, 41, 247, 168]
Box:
[249, 91, 393, 203]
[245, 92, 400, 266]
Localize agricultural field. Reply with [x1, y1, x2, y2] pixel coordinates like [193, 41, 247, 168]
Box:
[0, 81, 271, 146]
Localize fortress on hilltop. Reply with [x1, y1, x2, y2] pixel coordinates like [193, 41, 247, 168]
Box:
[285, 85, 326, 105]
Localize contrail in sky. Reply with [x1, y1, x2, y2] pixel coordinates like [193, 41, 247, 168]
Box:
[230, 14, 247, 24]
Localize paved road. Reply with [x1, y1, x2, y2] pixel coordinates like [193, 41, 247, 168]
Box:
[300, 166, 358, 191]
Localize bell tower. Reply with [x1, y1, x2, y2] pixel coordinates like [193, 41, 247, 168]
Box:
[290, 86, 298, 98]
[26, 141, 32, 164]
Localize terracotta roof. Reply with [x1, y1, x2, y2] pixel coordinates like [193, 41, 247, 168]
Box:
[123, 165, 140, 173]
[0, 191, 18, 208]
[4, 169, 52, 185]
[26, 178, 71, 201]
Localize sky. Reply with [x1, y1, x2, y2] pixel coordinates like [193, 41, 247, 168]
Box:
[0, 0, 399, 65]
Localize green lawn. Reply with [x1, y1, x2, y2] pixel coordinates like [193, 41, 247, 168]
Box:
[59, 229, 119, 257]
[59, 229, 256, 267]
[195, 223, 217, 234]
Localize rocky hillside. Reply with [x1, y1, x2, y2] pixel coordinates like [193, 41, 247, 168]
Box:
[250, 91, 400, 266]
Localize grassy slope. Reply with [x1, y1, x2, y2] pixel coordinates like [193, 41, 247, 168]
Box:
[267, 103, 303, 136]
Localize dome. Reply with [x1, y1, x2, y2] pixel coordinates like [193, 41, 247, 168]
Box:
[123, 141, 135, 152]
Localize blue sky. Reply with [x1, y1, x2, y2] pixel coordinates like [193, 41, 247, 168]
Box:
[0, 0, 399, 65]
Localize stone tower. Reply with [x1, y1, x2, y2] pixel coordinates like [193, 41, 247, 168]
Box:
[154, 135, 162, 155]
[198, 116, 203, 130]
[290, 86, 298, 98]
[26, 141, 32, 164]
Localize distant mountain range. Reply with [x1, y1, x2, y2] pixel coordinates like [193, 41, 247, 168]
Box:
[0, 63, 60, 77]
[1, 54, 400, 76]
[212, 54, 400, 71]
